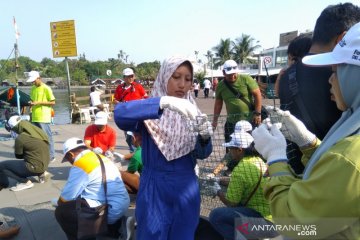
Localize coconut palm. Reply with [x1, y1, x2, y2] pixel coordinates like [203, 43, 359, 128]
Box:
[212, 38, 232, 68]
[232, 34, 261, 64]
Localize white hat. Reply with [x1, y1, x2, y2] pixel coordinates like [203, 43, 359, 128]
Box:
[123, 68, 134, 76]
[7, 115, 22, 128]
[26, 71, 40, 83]
[223, 60, 240, 74]
[302, 22, 360, 67]
[234, 120, 252, 133]
[94, 111, 108, 125]
[62, 137, 85, 161]
[223, 131, 254, 149]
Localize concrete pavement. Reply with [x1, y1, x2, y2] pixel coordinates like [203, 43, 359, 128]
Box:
[0, 96, 278, 239]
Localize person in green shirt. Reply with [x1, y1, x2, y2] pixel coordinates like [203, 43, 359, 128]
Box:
[120, 131, 143, 194]
[0, 116, 50, 192]
[209, 126, 277, 240]
[27, 71, 56, 162]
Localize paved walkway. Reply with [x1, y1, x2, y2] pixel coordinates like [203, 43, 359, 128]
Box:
[0, 96, 278, 239]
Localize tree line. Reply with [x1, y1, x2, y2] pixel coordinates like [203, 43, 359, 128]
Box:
[0, 34, 259, 86]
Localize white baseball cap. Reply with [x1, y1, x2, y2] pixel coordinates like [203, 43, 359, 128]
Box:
[62, 137, 86, 161]
[223, 131, 254, 149]
[223, 60, 240, 74]
[123, 68, 134, 76]
[234, 120, 253, 133]
[302, 22, 360, 67]
[26, 71, 40, 83]
[94, 111, 108, 125]
[7, 115, 22, 129]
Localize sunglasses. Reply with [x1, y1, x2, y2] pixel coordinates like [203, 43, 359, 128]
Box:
[224, 66, 237, 72]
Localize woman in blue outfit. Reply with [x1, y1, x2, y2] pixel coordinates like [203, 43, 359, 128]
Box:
[114, 56, 213, 239]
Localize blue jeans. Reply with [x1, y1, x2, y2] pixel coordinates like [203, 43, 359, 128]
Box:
[209, 207, 278, 240]
[33, 122, 55, 159]
[0, 160, 37, 188]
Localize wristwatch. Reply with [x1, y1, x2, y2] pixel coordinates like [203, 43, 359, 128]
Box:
[253, 111, 261, 116]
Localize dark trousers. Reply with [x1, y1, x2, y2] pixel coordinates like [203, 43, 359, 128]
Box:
[55, 200, 122, 240]
[55, 200, 89, 240]
[0, 160, 38, 188]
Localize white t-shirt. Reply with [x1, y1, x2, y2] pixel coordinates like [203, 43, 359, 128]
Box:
[90, 91, 101, 106]
[193, 82, 200, 90]
[203, 79, 211, 89]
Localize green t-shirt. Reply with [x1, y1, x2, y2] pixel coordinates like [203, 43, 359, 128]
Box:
[30, 83, 55, 123]
[15, 133, 50, 173]
[127, 146, 143, 174]
[216, 75, 259, 123]
[226, 156, 272, 221]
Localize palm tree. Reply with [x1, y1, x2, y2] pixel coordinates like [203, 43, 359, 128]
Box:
[232, 34, 261, 64]
[212, 38, 232, 68]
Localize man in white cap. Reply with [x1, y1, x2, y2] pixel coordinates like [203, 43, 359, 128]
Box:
[0, 116, 50, 191]
[27, 70, 56, 162]
[113, 67, 148, 152]
[212, 59, 262, 144]
[208, 129, 275, 240]
[55, 137, 131, 239]
[84, 111, 116, 158]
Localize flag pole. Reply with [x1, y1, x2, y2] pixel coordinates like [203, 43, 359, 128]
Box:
[13, 16, 21, 115]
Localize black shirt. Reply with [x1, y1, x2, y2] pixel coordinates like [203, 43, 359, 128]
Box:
[279, 60, 342, 140]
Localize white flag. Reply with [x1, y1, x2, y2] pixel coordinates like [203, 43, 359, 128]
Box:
[13, 16, 20, 40]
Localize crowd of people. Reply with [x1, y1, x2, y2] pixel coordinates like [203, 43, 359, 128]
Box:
[0, 2, 360, 239]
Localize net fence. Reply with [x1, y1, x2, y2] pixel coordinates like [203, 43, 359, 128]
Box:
[195, 105, 301, 218]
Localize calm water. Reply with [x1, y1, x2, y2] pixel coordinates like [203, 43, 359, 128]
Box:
[21, 87, 91, 125]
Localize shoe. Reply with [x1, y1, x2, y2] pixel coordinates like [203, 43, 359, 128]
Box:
[38, 171, 51, 183]
[0, 222, 20, 238]
[119, 216, 135, 240]
[10, 180, 34, 192]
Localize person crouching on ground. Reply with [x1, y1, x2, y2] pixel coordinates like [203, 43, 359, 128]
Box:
[209, 124, 277, 240]
[114, 56, 213, 239]
[120, 131, 143, 194]
[84, 111, 117, 160]
[55, 137, 130, 239]
[251, 22, 360, 239]
[0, 116, 50, 192]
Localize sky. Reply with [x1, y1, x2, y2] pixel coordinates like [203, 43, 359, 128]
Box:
[1, 0, 359, 65]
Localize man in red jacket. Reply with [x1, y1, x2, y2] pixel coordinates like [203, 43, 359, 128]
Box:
[114, 68, 148, 152]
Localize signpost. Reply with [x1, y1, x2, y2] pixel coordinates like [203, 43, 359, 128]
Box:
[50, 20, 77, 117]
[50, 20, 77, 58]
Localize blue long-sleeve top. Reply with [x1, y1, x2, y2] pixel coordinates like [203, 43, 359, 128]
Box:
[114, 97, 212, 173]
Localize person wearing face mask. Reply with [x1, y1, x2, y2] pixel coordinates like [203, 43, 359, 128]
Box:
[251, 22, 360, 239]
[114, 56, 213, 239]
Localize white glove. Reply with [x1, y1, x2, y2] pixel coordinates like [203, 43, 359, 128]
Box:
[266, 106, 316, 148]
[193, 114, 213, 140]
[160, 96, 199, 120]
[211, 182, 221, 197]
[105, 150, 114, 160]
[113, 152, 125, 161]
[92, 147, 103, 154]
[198, 121, 213, 140]
[252, 124, 287, 164]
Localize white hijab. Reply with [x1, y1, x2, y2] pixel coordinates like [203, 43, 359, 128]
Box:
[303, 64, 360, 179]
[144, 56, 201, 161]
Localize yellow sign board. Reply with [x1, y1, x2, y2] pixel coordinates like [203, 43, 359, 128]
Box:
[50, 20, 77, 58]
